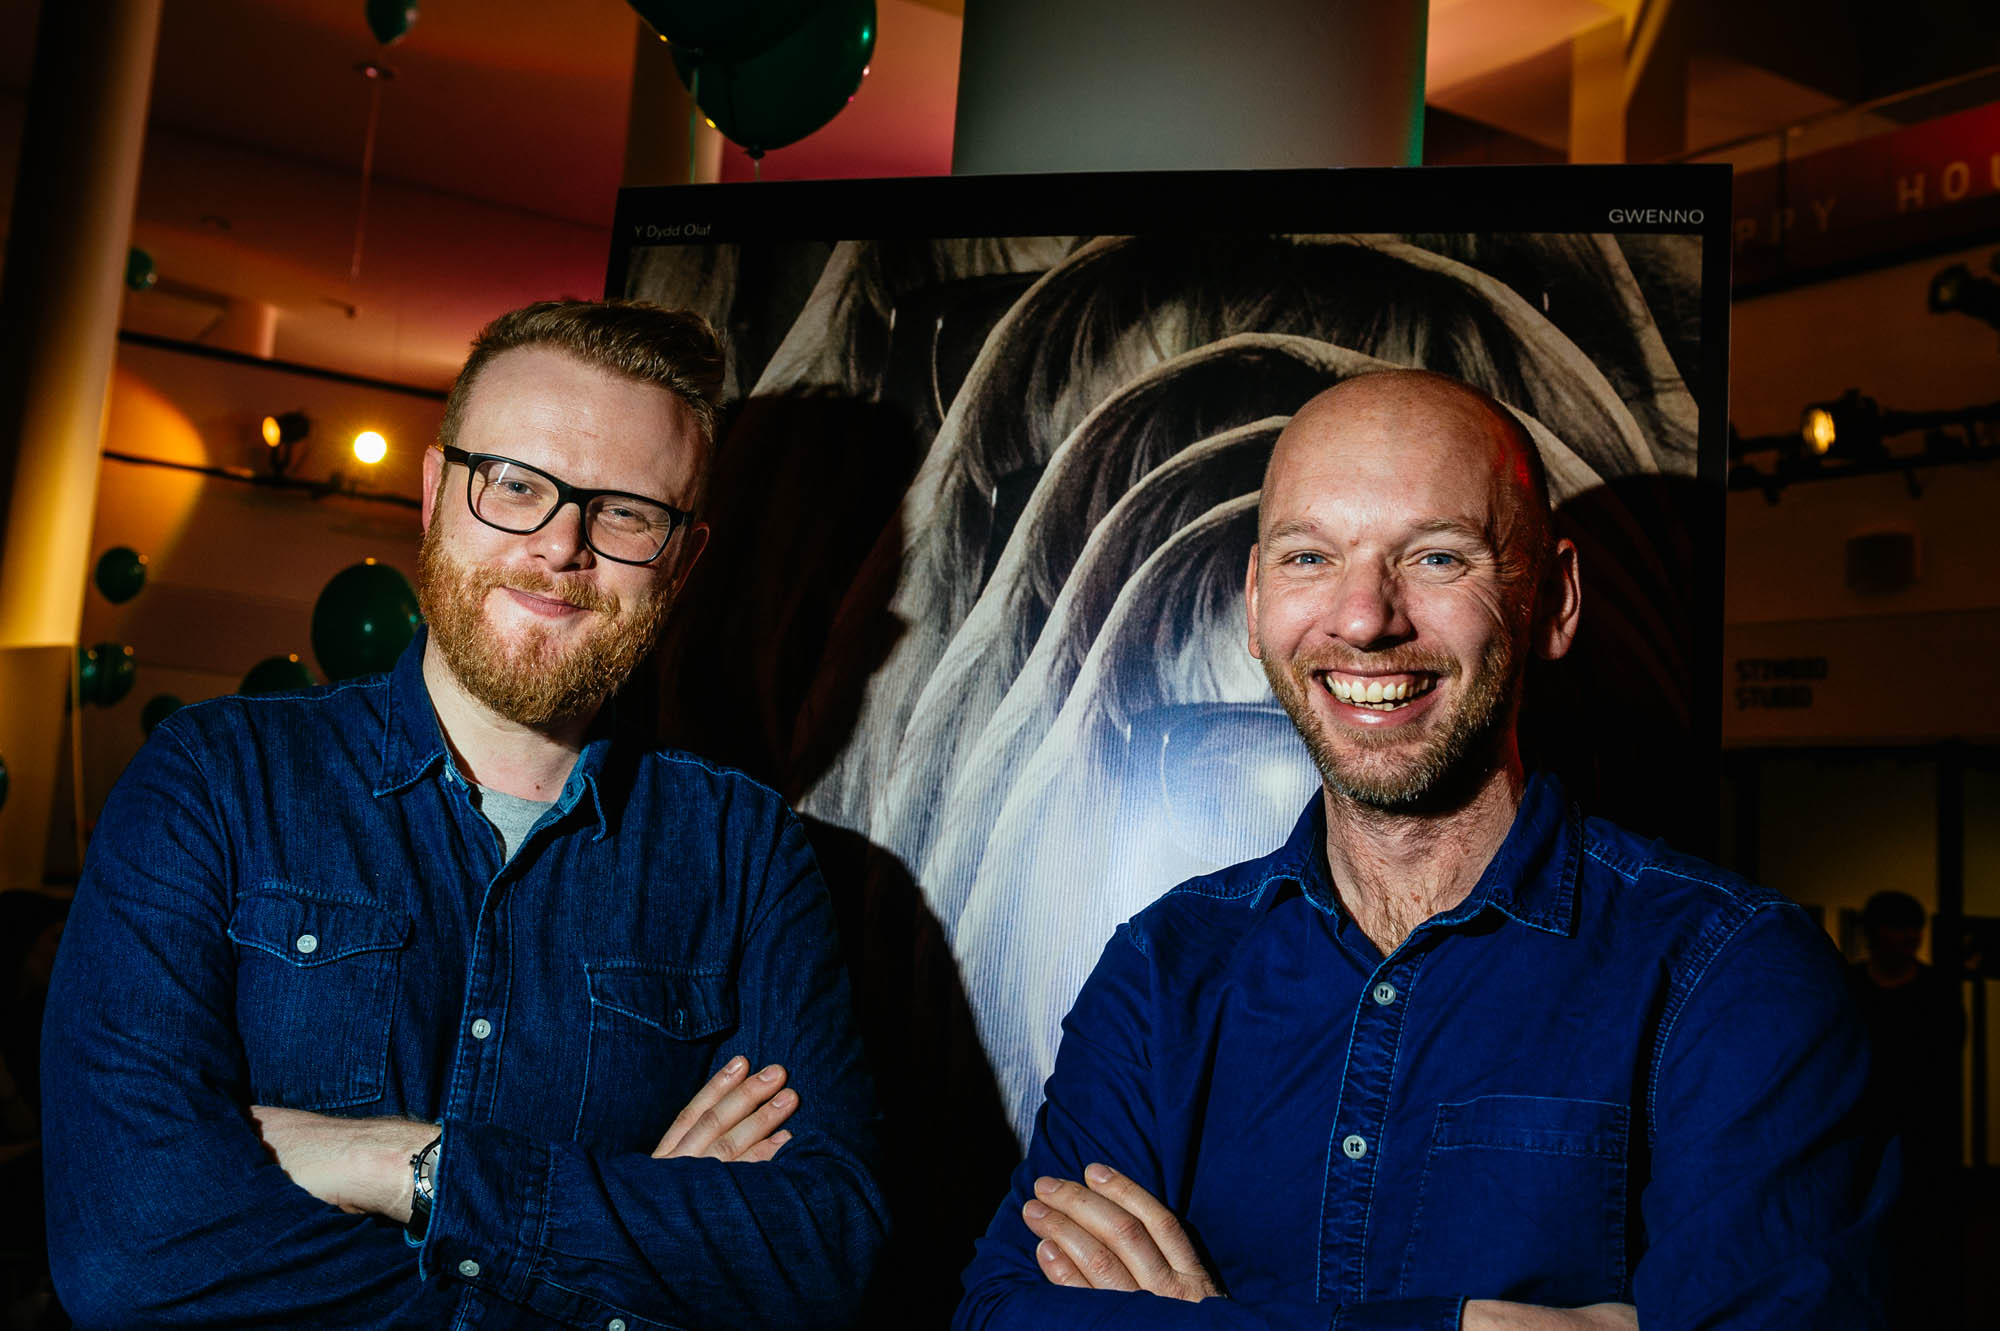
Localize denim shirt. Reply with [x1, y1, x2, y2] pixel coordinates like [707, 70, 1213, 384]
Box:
[957, 775, 1892, 1330]
[43, 634, 886, 1330]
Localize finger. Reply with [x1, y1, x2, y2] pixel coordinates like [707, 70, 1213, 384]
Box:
[709, 1086, 799, 1161]
[1034, 1237, 1091, 1289]
[734, 1128, 792, 1165]
[1083, 1163, 1207, 1276]
[654, 1055, 749, 1157]
[664, 1064, 788, 1159]
[1035, 1174, 1174, 1288]
[1024, 1184, 1141, 1292]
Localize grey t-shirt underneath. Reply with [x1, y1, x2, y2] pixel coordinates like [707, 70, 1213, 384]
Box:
[469, 783, 556, 862]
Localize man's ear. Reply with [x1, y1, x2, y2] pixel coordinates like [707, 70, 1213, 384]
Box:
[668, 522, 710, 599]
[1534, 538, 1582, 661]
[420, 445, 444, 532]
[1244, 543, 1264, 660]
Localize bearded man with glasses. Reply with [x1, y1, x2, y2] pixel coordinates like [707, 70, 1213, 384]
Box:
[43, 301, 886, 1330]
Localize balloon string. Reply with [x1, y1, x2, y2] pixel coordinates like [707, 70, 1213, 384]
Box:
[351, 66, 387, 283]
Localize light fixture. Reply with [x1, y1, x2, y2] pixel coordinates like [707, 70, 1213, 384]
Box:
[352, 430, 388, 465]
[1797, 391, 1885, 462]
[262, 411, 310, 449]
[1927, 260, 2000, 332]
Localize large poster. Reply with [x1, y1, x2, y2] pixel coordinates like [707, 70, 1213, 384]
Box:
[608, 168, 1730, 1181]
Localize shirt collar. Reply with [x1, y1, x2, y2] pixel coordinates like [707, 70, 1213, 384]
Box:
[1266, 771, 1581, 937]
[373, 627, 619, 840]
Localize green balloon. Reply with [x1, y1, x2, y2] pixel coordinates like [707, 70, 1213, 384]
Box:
[241, 655, 316, 696]
[365, 0, 418, 45]
[125, 247, 157, 292]
[312, 561, 421, 681]
[630, 0, 818, 62]
[87, 642, 136, 708]
[94, 546, 149, 603]
[673, 0, 875, 156]
[141, 693, 185, 735]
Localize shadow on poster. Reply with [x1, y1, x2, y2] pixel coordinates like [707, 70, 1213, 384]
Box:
[608, 166, 1731, 1317]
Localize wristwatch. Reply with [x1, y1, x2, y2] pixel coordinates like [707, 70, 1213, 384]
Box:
[408, 1133, 442, 1240]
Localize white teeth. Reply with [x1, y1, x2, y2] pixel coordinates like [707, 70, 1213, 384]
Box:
[1319, 674, 1434, 709]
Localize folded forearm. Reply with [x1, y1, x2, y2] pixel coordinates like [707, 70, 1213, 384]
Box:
[424, 1116, 887, 1329]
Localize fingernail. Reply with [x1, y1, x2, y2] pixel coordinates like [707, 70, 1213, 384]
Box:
[1085, 1163, 1113, 1184]
[774, 1088, 797, 1108]
[1037, 1241, 1058, 1263]
[758, 1065, 781, 1082]
[1023, 1200, 1049, 1220]
[1033, 1176, 1058, 1197]
[726, 1056, 747, 1075]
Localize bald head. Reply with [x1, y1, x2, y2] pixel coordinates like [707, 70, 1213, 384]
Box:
[1262, 370, 1552, 573]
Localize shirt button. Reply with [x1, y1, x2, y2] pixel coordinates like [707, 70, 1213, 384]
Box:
[470, 1018, 493, 1040]
[609, 1321, 627, 1331]
[1342, 1134, 1368, 1160]
[1371, 982, 1398, 1005]
[294, 933, 318, 955]
[458, 1259, 481, 1278]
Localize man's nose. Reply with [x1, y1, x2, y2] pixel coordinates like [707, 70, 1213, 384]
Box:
[1326, 562, 1410, 649]
[528, 500, 593, 567]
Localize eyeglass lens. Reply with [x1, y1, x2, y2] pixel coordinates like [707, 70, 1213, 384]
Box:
[469, 458, 676, 563]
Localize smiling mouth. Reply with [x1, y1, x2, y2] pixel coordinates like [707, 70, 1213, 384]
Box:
[502, 586, 594, 615]
[1317, 672, 1439, 711]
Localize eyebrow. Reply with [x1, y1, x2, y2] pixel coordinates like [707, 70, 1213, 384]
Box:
[1407, 517, 1495, 546]
[1262, 515, 1496, 547]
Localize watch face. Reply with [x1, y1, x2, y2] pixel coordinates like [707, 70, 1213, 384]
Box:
[415, 1140, 440, 1199]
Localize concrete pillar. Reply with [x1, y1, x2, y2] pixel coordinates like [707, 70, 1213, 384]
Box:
[1568, 1, 1689, 164]
[0, 0, 163, 888]
[951, 0, 1427, 175]
[1570, 17, 1627, 163]
[624, 23, 724, 187]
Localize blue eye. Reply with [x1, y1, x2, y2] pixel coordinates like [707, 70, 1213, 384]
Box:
[1418, 551, 1460, 567]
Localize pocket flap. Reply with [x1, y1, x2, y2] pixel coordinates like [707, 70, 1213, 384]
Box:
[1432, 1095, 1628, 1160]
[585, 964, 735, 1040]
[229, 884, 410, 967]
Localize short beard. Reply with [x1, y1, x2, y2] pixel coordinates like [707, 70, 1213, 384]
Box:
[1263, 635, 1520, 814]
[416, 521, 671, 728]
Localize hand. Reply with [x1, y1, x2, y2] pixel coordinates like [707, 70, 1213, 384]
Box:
[1463, 1301, 1639, 1330]
[248, 1106, 435, 1222]
[1023, 1163, 1221, 1302]
[652, 1055, 798, 1162]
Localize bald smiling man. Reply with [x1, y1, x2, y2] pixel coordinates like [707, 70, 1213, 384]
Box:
[957, 371, 1890, 1330]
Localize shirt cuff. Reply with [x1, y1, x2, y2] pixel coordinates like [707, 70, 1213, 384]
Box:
[1332, 1295, 1467, 1331]
[415, 1118, 553, 1305]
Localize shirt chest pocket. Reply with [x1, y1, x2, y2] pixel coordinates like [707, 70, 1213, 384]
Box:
[228, 885, 410, 1110]
[1398, 1094, 1630, 1305]
[575, 963, 738, 1151]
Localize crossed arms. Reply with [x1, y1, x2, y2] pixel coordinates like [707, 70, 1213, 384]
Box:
[40, 727, 885, 1330]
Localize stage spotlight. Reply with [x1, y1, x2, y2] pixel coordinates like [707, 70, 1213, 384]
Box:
[352, 430, 387, 465]
[1928, 262, 2000, 331]
[261, 411, 310, 449]
[1799, 391, 1885, 461]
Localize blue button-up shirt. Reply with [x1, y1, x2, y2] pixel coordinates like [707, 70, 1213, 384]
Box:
[43, 634, 886, 1329]
[957, 775, 1891, 1330]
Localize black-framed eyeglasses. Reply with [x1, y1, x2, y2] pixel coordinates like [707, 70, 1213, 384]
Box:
[438, 445, 694, 567]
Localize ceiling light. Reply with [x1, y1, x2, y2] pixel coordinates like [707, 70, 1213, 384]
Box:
[353, 431, 388, 465]
[262, 411, 310, 448]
